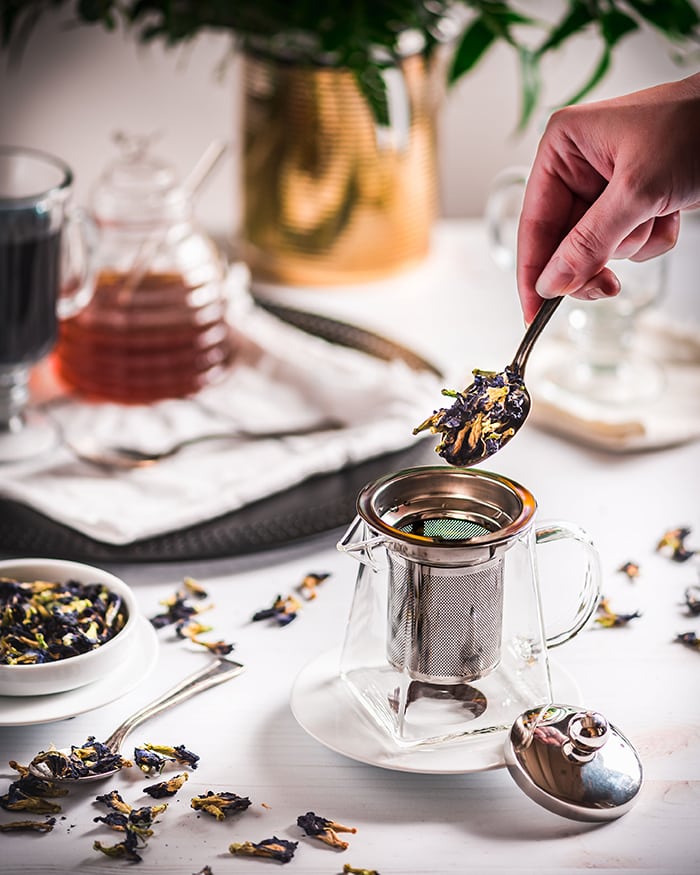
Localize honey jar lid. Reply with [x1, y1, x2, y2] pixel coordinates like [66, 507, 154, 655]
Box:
[504, 703, 643, 822]
[91, 131, 189, 228]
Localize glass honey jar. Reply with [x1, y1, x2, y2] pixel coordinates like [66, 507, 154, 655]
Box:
[54, 134, 233, 404]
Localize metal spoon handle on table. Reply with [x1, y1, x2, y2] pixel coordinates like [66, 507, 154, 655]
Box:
[104, 657, 245, 752]
[509, 297, 563, 376]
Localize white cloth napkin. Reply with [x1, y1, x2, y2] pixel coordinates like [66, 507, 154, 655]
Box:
[527, 313, 700, 452]
[1, 280, 443, 545]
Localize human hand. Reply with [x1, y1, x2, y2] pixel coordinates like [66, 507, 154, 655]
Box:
[516, 73, 700, 323]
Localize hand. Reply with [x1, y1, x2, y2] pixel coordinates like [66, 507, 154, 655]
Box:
[516, 73, 700, 323]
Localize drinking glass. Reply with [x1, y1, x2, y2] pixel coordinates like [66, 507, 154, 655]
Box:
[0, 146, 95, 462]
[486, 166, 668, 408]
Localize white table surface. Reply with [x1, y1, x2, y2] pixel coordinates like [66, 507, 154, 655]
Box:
[1, 219, 699, 874]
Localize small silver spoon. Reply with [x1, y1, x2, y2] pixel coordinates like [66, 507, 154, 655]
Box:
[28, 656, 245, 783]
[414, 297, 562, 466]
[67, 421, 340, 471]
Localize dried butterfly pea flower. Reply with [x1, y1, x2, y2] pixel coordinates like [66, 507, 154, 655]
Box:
[93, 811, 155, 839]
[413, 369, 527, 466]
[183, 577, 208, 599]
[228, 836, 298, 863]
[176, 620, 235, 656]
[297, 572, 331, 601]
[685, 586, 700, 616]
[618, 562, 640, 580]
[27, 738, 131, 781]
[193, 868, 213, 875]
[676, 632, 700, 650]
[0, 817, 56, 832]
[656, 527, 696, 562]
[344, 866, 380, 875]
[93, 831, 143, 864]
[0, 781, 62, 815]
[595, 597, 642, 628]
[0, 577, 128, 665]
[143, 743, 200, 770]
[143, 772, 189, 798]
[191, 791, 251, 820]
[134, 747, 168, 775]
[95, 789, 133, 816]
[296, 810, 357, 849]
[252, 594, 301, 626]
[7, 763, 69, 798]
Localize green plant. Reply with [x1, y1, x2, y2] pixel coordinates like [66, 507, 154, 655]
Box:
[3, 1, 699, 128]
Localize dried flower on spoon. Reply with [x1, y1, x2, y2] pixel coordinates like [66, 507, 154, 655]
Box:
[28, 738, 131, 781]
[191, 790, 251, 820]
[413, 369, 528, 466]
[296, 811, 357, 849]
[229, 836, 298, 863]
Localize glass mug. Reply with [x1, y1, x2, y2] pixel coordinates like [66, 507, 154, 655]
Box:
[0, 146, 95, 462]
[486, 165, 668, 406]
[337, 466, 601, 749]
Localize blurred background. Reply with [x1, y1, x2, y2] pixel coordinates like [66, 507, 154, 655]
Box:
[1, 1, 693, 238]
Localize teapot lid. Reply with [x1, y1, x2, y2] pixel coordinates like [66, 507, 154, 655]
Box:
[504, 703, 643, 822]
[91, 131, 189, 227]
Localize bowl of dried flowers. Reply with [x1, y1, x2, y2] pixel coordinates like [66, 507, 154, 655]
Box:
[0, 558, 140, 696]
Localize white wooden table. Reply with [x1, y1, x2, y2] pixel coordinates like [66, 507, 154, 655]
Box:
[1, 219, 699, 874]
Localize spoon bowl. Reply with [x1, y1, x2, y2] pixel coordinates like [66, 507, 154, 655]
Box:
[28, 656, 245, 783]
[414, 297, 561, 467]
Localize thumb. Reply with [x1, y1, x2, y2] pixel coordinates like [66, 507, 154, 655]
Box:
[535, 182, 651, 298]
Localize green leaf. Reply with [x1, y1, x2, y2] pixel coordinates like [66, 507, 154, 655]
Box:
[626, 0, 700, 37]
[516, 47, 541, 132]
[449, 17, 496, 84]
[535, 1, 595, 56]
[600, 9, 639, 44]
[560, 45, 612, 108]
[353, 63, 390, 128]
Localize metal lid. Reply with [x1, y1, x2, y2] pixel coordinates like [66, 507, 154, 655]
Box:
[504, 704, 643, 822]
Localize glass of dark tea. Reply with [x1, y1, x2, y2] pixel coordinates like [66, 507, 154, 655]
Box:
[0, 146, 95, 462]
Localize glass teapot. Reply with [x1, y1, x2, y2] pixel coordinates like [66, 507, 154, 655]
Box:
[338, 466, 602, 749]
[54, 133, 233, 403]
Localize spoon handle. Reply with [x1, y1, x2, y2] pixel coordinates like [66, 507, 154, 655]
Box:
[103, 657, 245, 753]
[508, 296, 563, 376]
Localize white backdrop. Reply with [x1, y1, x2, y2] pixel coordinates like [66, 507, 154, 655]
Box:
[1, 3, 696, 238]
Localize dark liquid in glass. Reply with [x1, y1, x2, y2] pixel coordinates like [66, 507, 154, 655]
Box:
[0, 209, 61, 367]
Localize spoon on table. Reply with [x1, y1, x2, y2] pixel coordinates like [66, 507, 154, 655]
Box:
[28, 656, 245, 783]
[413, 297, 562, 466]
[61, 420, 342, 471]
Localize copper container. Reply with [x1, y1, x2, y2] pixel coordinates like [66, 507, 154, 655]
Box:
[239, 50, 444, 286]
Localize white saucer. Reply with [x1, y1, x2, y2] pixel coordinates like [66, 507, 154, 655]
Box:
[290, 648, 581, 775]
[0, 615, 159, 726]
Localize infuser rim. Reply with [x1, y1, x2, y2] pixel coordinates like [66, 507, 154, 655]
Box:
[356, 465, 537, 548]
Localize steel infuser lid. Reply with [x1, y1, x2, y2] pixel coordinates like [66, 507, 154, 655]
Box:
[504, 704, 643, 822]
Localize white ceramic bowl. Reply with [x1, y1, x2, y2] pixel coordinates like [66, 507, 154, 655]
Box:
[0, 558, 140, 697]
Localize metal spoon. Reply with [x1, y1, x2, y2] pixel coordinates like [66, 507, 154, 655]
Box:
[414, 297, 562, 466]
[28, 656, 245, 783]
[66, 421, 341, 470]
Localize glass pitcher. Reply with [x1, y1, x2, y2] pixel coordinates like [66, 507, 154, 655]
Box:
[338, 466, 601, 748]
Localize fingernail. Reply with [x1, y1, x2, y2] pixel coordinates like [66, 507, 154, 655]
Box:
[536, 257, 575, 298]
[584, 288, 606, 300]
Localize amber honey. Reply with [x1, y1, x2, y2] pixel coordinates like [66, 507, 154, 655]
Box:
[54, 270, 233, 404]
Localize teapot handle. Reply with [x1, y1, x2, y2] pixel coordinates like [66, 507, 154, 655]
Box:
[535, 521, 602, 648]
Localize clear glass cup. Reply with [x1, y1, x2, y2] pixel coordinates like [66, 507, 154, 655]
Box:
[486, 165, 668, 408]
[0, 146, 96, 462]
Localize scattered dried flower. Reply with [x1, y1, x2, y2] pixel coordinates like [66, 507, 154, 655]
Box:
[191, 791, 251, 821]
[595, 597, 642, 628]
[252, 594, 301, 626]
[343, 866, 380, 875]
[142, 743, 200, 770]
[134, 747, 167, 775]
[0, 817, 56, 832]
[296, 811, 357, 849]
[685, 586, 700, 616]
[676, 632, 700, 651]
[192, 867, 213, 875]
[143, 772, 189, 798]
[229, 836, 298, 863]
[656, 527, 696, 563]
[297, 572, 331, 601]
[618, 561, 640, 580]
[93, 832, 143, 863]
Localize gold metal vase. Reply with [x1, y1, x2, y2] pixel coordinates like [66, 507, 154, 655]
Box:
[239, 49, 444, 286]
